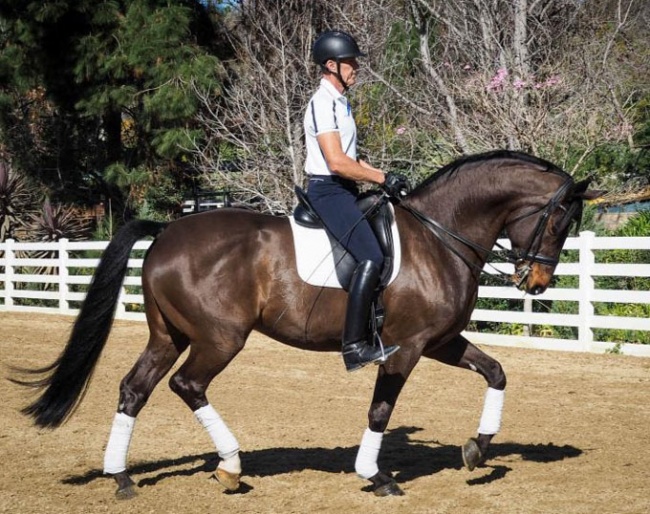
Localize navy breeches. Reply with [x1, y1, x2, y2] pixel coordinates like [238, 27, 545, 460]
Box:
[306, 175, 384, 268]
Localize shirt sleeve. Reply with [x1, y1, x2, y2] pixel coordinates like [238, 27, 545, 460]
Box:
[310, 96, 339, 136]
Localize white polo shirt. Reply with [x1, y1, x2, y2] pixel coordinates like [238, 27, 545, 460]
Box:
[304, 78, 357, 176]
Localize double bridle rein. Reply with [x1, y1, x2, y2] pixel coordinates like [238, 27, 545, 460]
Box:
[395, 178, 577, 288]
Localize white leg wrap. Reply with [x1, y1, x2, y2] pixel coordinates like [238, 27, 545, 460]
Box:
[103, 412, 136, 474]
[194, 404, 241, 474]
[478, 387, 505, 435]
[355, 428, 383, 479]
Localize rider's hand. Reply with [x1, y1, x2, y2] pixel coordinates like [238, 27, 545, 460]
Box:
[382, 173, 411, 199]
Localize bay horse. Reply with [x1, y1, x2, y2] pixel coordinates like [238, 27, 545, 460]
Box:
[13, 150, 599, 498]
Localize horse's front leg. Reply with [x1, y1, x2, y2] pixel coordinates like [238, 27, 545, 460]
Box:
[423, 334, 506, 471]
[356, 352, 421, 496]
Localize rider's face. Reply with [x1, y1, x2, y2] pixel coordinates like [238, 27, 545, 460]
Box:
[338, 58, 360, 86]
[326, 58, 360, 87]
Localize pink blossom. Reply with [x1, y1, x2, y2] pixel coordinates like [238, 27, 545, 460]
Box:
[533, 75, 562, 90]
[544, 76, 561, 87]
[486, 68, 509, 92]
[396, 126, 407, 135]
[513, 78, 526, 90]
[618, 122, 634, 137]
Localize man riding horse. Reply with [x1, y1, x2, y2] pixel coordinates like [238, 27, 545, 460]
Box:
[303, 30, 410, 371]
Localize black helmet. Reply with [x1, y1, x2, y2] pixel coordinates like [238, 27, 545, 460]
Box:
[312, 30, 366, 65]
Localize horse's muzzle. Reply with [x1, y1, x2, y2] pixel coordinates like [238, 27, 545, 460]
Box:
[528, 284, 547, 296]
[513, 261, 552, 295]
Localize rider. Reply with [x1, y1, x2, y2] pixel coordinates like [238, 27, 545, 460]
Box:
[303, 30, 409, 372]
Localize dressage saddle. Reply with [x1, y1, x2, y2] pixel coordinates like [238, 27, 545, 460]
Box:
[293, 186, 396, 291]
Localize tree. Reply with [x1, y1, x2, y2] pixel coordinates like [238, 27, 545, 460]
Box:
[0, 0, 232, 219]
[3, 0, 647, 221]
[189, 1, 330, 213]
[189, 0, 407, 213]
[366, 0, 649, 184]
[192, 0, 648, 213]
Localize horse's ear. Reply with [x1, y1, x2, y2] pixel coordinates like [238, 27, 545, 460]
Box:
[579, 189, 607, 201]
[572, 178, 606, 201]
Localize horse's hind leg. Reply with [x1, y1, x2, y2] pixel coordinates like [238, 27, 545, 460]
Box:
[168, 331, 248, 492]
[104, 318, 189, 499]
[423, 334, 506, 471]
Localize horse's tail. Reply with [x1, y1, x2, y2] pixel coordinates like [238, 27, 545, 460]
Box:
[11, 220, 168, 429]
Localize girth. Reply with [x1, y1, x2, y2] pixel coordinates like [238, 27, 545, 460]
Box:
[293, 187, 396, 291]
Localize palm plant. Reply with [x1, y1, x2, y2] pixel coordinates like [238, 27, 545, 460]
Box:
[22, 199, 92, 279]
[0, 160, 37, 242]
[27, 198, 91, 243]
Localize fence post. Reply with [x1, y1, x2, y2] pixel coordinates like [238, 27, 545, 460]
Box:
[58, 238, 69, 313]
[4, 239, 15, 309]
[578, 231, 595, 351]
[523, 297, 533, 336]
[115, 249, 127, 319]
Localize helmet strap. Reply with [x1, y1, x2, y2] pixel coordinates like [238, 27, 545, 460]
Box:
[334, 60, 349, 92]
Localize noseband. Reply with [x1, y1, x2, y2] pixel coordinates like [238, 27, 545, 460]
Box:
[398, 178, 578, 286]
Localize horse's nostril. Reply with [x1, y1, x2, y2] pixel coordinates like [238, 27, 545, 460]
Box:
[530, 285, 544, 295]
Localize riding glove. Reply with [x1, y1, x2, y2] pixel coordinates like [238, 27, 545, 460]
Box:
[383, 173, 411, 199]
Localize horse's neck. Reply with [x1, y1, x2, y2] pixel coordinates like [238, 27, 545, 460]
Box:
[409, 169, 523, 245]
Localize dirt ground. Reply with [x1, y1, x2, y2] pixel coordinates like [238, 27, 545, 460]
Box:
[1, 312, 649, 514]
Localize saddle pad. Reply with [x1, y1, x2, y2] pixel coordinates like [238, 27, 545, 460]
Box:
[288, 211, 401, 289]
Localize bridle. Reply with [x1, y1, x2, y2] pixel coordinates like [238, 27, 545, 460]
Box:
[504, 179, 575, 265]
[395, 178, 579, 288]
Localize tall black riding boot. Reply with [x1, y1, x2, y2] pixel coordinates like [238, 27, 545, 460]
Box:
[342, 260, 400, 372]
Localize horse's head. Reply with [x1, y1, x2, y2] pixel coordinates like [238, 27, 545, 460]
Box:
[505, 177, 603, 295]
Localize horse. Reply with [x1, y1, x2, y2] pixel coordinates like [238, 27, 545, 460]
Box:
[12, 150, 600, 498]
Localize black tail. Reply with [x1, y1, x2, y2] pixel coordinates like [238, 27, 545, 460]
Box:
[10, 220, 167, 428]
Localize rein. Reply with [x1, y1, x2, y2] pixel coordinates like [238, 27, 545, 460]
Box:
[398, 202, 521, 285]
[396, 179, 575, 287]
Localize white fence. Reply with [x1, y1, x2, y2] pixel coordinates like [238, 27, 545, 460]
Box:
[1, 231, 649, 356]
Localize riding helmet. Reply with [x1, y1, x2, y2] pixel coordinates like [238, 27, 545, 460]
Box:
[312, 30, 366, 65]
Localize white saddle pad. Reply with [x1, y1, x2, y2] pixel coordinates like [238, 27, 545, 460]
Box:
[288, 206, 401, 289]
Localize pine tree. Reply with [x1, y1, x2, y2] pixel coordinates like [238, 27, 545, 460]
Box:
[0, 0, 231, 218]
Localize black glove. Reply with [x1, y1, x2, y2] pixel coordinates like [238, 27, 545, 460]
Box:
[382, 173, 411, 199]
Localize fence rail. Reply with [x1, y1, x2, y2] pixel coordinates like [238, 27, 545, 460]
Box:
[1, 231, 649, 356]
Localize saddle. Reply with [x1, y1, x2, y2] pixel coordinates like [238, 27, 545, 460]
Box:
[293, 187, 397, 291]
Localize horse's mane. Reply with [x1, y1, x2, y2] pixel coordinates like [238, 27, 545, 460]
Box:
[410, 150, 568, 195]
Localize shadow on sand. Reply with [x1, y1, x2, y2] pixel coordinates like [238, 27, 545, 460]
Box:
[62, 426, 582, 492]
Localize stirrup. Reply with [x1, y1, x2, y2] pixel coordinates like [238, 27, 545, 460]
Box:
[372, 333, 398, 364]
[342, 336, 399, 372]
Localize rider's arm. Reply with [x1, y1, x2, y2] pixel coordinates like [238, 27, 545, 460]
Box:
[317, 131, 385, 185]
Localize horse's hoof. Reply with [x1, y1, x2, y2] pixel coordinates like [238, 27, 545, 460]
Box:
[370, 471, 405, 497]
[112, 471, 137, 500]
[115, 485, 138, 500]
[215, 467, 241, 491]
[462, 437, 484, 471]
[374, 481, 405, 497]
